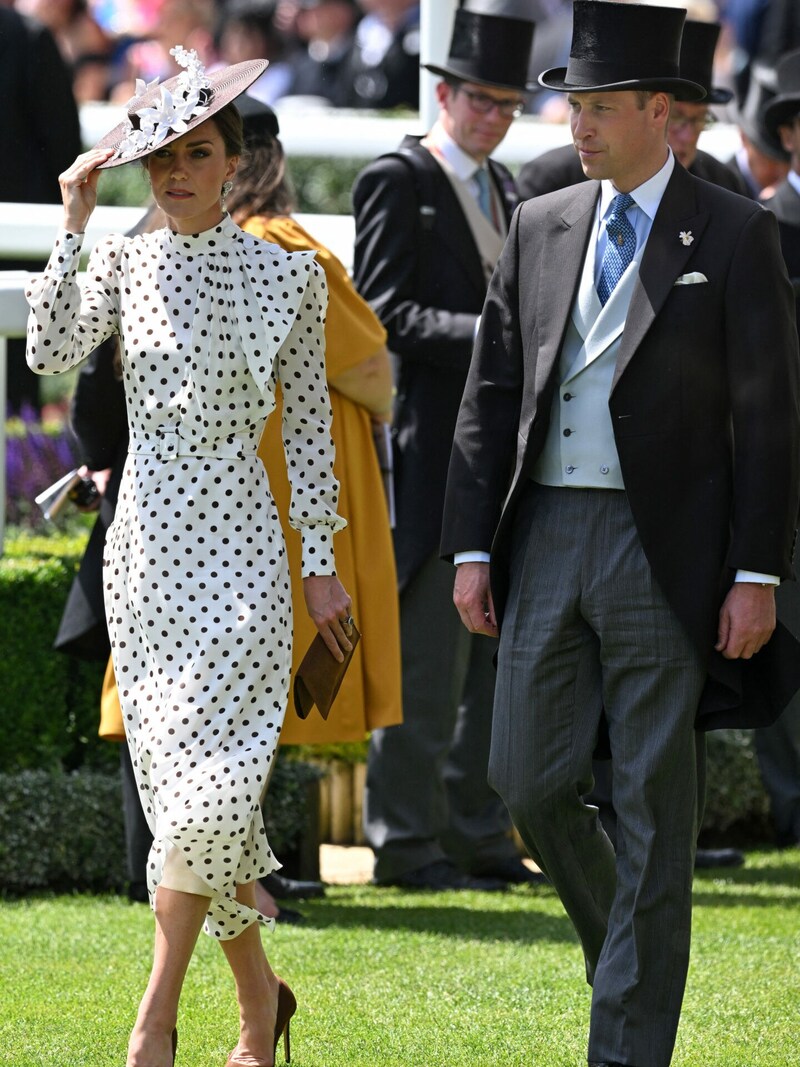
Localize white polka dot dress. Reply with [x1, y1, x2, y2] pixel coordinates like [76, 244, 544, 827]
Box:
[26, 218, 345, 938]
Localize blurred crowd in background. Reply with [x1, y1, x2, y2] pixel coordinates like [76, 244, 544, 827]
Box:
[6, 0, 799, 119]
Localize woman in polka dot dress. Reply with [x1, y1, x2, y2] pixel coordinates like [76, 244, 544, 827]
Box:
[26, 51, 352, 1067]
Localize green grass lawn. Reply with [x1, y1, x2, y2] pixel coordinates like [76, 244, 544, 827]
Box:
[1, 849, 798, 1066]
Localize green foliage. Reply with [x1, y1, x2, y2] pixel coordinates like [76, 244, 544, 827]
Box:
[0, 769, 125, 893]
[703, 729, 771, 838]
[95, 162, 151, 208]
[0, 537, 110, 773]
[0, 758, 320, 894]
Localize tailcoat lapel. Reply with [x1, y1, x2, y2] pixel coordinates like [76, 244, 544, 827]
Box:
[533, 184, 598, 398]
[612, 165, 709, 390]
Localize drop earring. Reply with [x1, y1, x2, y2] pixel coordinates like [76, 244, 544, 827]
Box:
[221, 180, 233, 212]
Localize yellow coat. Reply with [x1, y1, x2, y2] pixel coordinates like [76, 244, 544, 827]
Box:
[244, 215, 401, 743]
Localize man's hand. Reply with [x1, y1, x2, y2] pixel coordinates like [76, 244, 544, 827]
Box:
[453, 561, 498, 637]
[715, 582, 776, 660]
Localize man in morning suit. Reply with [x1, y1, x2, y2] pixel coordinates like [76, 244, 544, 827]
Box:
[517, 19, 749, 201]
[755, 50, 800, 848]
[441, 2, 800, 1064]
[352, 7, 539, 891]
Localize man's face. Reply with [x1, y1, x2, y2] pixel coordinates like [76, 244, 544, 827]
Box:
[667, 101, 710, 169]
[569, 90, 671, 192]
[437, 80, 523, 162]
[778, 114, 800, 175]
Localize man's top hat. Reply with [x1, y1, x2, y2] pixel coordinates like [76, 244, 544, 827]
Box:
[675, 20, 732, 105]
[423, 8, 536, 93]
[538, 0, 704, 101]
[737, 63, 789, 161]
[764, 49, 800, 138]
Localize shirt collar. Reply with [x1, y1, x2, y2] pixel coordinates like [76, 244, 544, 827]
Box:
[787, 169, 800, 199]
[599, 149, 675, 222]
[427, 120, 486, 182]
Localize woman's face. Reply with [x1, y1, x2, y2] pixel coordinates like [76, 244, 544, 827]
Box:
[145, 117, 238, 234]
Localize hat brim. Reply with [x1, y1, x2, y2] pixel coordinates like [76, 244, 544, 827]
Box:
[423, 62, 536, 94]
[763, 94, 800, 140]
[95, 58, 268, 169]
[538, 67, 706, 102]
[674, 85, 732, 105]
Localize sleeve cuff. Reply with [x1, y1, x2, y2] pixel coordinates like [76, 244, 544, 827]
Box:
[454, 550, 491, 565]
[301, 526, 338, 577]
[734, 570, 780, 585]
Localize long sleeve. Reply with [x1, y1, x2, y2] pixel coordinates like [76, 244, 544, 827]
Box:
[26, 230, 122, 375]
[275, 257, 346, 575]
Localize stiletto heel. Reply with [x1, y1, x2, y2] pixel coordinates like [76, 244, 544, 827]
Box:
[273, 979, 296, 1064]
[224, 977, 297, 1067]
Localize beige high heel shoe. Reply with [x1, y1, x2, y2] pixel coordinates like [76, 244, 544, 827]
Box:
[225, 978, 297, 1066]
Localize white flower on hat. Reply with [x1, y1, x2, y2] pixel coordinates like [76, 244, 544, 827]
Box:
[112, 47, 213, 163]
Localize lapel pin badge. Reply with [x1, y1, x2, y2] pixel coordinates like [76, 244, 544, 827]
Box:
[679, 231, 694, 246]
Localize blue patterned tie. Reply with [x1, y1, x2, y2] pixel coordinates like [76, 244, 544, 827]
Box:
[597, 192, 636, 306]
[475, 166, 492, 221]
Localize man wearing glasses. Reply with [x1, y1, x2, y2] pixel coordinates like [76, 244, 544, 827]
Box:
[518, 20, 749, 199]
[351, 7, 539, 891]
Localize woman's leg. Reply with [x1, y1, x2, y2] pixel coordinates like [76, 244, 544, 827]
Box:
[127, 887, 209, 1067]
[218, 882, 282, 1064]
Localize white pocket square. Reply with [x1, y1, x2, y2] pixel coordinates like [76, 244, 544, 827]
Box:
[673, 272, 708, 286]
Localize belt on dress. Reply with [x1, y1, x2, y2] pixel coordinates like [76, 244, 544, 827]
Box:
[129, 427, 258, 461]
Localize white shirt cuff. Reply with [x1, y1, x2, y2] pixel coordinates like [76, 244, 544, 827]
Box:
[454, 551, 491, 565]
[734, 570, 779, 585]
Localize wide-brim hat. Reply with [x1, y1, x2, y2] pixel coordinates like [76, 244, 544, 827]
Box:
[423, 8, 536, 93]
[737, 62, 789, 161]
[764, 48, 800, 138]
[94, 48, 268, 169]
[675, 20, 732, 105]
[539, 0, 705, 101]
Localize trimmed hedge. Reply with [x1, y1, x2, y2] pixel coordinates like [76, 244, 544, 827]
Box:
[0, 760, 322, 895]
[0, 534, 111, 773]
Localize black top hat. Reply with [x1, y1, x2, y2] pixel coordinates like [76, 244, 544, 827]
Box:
[764, 49, 800, 138]
[737, 62, 789, 161]
[675, 20, 732, 105]
[538, 1, 704, 101]
[95, 47, 267, 169]
[423, 8, 536, 93]
[236, 92, 281, 138]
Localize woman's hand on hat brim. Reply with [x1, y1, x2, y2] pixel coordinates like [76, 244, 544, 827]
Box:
[59, 148, 115, 234]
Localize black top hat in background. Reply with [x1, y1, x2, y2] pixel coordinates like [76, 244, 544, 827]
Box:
[423, 8, 536, 93]
[675, 20, 732, 105]
[737, 62, 789, 161]
[764, 49, 800, 138]
[236, 92, 281, 138]
[538, 0, 704, 101]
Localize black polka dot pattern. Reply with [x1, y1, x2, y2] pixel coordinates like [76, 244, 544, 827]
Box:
[26, 219, 345, 939]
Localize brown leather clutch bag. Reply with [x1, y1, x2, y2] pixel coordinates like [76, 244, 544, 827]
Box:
[293, 619, 361, 720]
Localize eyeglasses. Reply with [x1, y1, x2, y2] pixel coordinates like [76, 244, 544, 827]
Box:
[457, 87, 525, 119]
[668, 110, 716, 134]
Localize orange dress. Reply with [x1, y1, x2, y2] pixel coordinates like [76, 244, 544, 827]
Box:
[242, 214, 402, 744]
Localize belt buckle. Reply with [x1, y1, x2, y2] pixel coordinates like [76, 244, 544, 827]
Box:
[156, 426, 178, 461]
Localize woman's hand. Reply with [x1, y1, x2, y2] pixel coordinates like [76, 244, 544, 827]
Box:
[59, 148, 114, 234]
[303, 575, 353, 662]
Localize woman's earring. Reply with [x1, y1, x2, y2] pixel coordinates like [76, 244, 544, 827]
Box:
[221, 180, 233, 211]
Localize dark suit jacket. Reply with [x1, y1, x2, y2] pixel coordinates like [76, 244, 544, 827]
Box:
[765, 179, 800, 322]
[0, 8, 81, 204]
[517, 143, 750, 201]
[353, 138, 517, 589]
[442, 164, 800, 730]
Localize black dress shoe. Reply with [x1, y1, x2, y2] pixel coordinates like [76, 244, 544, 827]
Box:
[261, 871, 326, 900]
[376, 860, 506, 891]
[275, 905, 304, 924]
[471, 857, 548, 886]
[694, 847, 745, 869]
